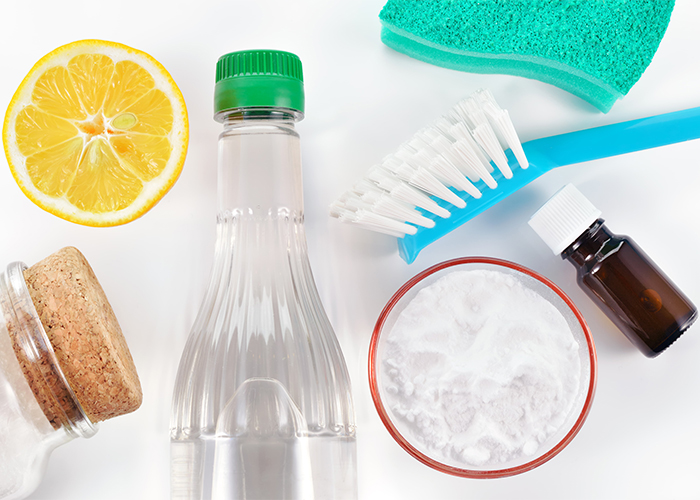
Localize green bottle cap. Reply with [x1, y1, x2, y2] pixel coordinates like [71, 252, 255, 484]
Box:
[214, 49, 305, 117]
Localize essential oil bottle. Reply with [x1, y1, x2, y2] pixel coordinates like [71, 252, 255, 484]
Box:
[529, 184, 697, 358]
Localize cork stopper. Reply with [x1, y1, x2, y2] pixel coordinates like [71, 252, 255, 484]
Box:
[19, 247, 142, 425]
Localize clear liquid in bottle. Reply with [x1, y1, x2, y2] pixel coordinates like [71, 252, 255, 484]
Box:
[170, 50, 357, 499]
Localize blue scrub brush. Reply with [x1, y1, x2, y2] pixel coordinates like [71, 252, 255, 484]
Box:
[330, 90, 700, 263]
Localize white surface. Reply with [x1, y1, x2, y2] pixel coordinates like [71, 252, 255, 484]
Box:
[1, 1, 699, 498]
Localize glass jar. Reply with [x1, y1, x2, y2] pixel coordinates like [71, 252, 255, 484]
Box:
[0, 261, 97, 500]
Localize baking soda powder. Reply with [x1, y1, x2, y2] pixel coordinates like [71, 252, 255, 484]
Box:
[381, 269, 581, 467]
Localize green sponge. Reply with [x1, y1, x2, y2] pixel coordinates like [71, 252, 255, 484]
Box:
[379, 0, 675, 112]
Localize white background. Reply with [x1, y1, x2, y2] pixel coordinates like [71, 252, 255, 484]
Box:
[1, 1, 699, 499]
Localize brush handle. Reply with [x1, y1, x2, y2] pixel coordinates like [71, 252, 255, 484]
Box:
[398, 106, 700, 264]
[527, 106, 700, 169]
[398, 154, 542, 264]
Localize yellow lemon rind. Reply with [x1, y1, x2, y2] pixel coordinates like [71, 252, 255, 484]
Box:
[2, 39, 188, 227]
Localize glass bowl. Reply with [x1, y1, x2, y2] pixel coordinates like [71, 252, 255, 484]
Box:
[369, 257, 597, 478]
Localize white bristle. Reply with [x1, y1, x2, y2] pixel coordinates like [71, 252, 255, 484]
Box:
[450, 143, 497, 189]
[458, 97, 513, 179]
[329, 89, 527, 237]
[443, 122, 493, 174]
[337, 192, 367, 211]
[396, 142, 461, 197]
[476, 89, 529, 169]
[329, 202, 417, 237]
[407, 167, 466, 209]
[382, 156, 466, 209]
[433, 128, 496, 189]
[351, 178, 381, 195]
[452, 97, 481, 129]
[367, 167, 451, 218]
[411, 131, 482, 197]
[430, 155, 481, 198]
[395, 143, 439, 178]
[348, 189, 435, 228]
[381, 155, 408, 176]
[420, 126, 477, 184]
[472, 123, 513, 178]
[404, 139, 437, 168]
[366, 165, 402, 190]
[394, 143, 420, 164]
[449, 122, 493, 169]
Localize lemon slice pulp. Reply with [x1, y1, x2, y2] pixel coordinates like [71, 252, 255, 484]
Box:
[3, 39, 188, 226]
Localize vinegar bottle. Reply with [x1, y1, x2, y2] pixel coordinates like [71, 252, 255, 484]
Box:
[529, 183, 697, 357]
[169, 50, 357, 499]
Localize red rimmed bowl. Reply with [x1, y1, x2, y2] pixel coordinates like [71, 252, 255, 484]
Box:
[369, 257, 597, 478]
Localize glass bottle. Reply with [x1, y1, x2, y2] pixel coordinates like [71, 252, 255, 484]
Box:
[529, 183, 697, 357]
[170, 50, 357, 499]
[0, 261, 97, 500]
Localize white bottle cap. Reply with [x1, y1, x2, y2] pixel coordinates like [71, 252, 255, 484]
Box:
[528, 184, 602, 255]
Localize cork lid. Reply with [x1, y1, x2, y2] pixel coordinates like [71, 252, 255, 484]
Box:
[22, 247, 142, 424]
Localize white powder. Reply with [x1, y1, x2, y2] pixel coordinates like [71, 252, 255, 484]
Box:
[381, 268, 581, 467]
[0, 323, 54, 498]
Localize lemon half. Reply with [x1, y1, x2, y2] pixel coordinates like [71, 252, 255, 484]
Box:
[3, 39, 188, 226]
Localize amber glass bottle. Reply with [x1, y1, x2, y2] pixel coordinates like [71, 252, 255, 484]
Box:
[530, 184, 697, 357]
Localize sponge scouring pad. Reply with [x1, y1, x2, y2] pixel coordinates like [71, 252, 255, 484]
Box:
[379, 0, 675, 112]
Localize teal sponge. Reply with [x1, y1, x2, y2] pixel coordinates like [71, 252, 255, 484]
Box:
[379, 0, 675, 112]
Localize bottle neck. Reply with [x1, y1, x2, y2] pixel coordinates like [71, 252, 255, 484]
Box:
[0, 262, 96, 438]
[562, 219, 617, 267]
[217, 108, 304, 217]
